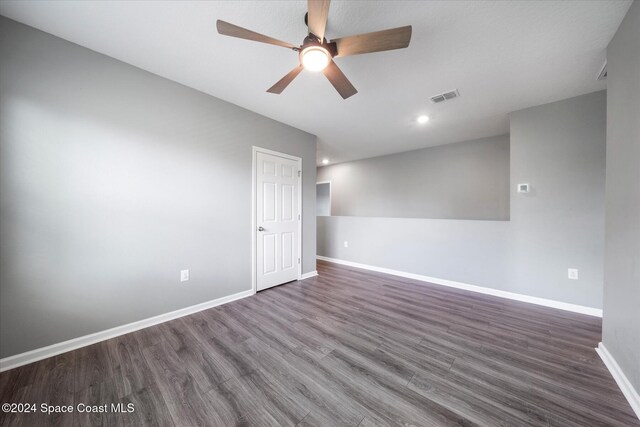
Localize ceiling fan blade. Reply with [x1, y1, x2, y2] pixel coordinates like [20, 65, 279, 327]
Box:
[216, 20, 296, 49]
[307, 0, 331, 41]
[332, 25, 412, 57]
[267, 66, 304, 94]
[323, 60, 357, 99]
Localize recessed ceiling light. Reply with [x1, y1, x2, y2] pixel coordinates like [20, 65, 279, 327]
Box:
[417, 115, 430, 124]
[322, 158, 330, 165]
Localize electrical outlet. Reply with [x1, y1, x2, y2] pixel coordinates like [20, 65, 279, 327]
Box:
[343, 241, 349, 248]
[517, 183, 530, 193]
[180, 269, 190, 282]
[568, 268, 578, 280]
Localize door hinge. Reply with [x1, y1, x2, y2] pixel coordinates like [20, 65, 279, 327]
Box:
[298, 258, 301, 264]
[298, 214, 301, 220]
[297, 170, 301, 177]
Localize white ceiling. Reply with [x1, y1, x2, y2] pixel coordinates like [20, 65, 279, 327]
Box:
[0, 1, 631, 165]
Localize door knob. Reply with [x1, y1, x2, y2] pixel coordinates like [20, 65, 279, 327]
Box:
[258, 226, 265, 231]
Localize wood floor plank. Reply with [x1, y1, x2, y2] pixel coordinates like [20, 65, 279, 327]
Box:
[168, 318, 240, 393]
[73, 378, 118, 427]
[407, 372, 540, 427]
[119, 383, 174, 427]
[188, 308, 251, 347]
[74, 341, 113, 393]
[219, 370, 309, 426]
[127, 324, 166, 350]
[141, 340, 226, 426]
[1, 352, 76, 427]
[1, 260, 638, 426]
[106, 333, 156, 400]
[0, 361, 35, 399]
[317, 347, 474, 426]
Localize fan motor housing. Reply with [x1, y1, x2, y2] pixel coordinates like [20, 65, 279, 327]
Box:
[300, 35, 336, 57]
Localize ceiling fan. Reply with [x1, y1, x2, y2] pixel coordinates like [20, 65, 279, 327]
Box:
[216, 0, 412, 99]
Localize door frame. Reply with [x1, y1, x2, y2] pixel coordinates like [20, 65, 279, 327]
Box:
[251, 146, 303, 294]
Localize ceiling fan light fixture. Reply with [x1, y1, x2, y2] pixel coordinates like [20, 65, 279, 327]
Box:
[301, 46, 330, 72]
[217, 0, 412, 99]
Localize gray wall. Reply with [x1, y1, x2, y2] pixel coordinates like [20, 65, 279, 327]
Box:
[509, 90, 606, 308]
[603, 1, 640, 392]
[317, 135, 510, 220]
[318, 91, 606, 308]
[0, 17, 316, 358]
[316, 183, 331, 216]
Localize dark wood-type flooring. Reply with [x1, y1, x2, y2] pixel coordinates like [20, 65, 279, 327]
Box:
[1, 260, 638, 426]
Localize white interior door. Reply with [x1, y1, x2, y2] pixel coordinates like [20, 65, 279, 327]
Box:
[256, 150, 300, 291]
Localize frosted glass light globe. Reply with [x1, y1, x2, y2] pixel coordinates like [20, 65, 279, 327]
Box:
[301, 47, 330, 72]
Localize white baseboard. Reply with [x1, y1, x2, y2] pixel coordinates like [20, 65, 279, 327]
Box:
[0, 289, 254, 372]
[317, 256, 602, 317]
[596, 342, 640, 419]
[300, 270, 318, 280]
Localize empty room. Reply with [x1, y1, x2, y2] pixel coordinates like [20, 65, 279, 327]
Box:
[0, 0, 638, 426]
